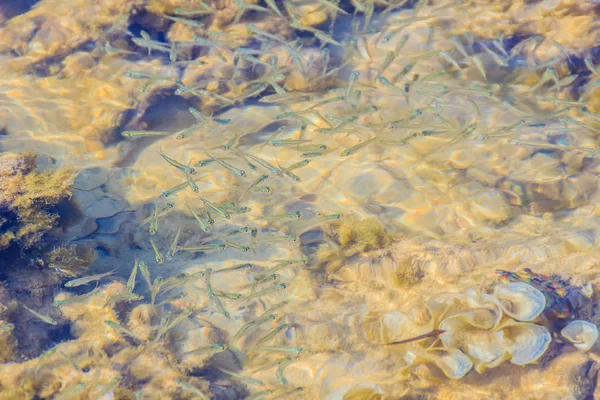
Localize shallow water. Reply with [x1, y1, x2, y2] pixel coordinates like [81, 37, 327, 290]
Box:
[1, 0, 600, 399]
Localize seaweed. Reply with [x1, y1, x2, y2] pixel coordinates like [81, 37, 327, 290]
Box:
[0, 152, 75, 251]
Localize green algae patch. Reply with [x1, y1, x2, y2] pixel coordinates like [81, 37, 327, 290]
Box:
[333, 216, 395, 254]
[43, 245, 97, 278]
[314, 216, 397, 273]
[0, 152, 75, 250]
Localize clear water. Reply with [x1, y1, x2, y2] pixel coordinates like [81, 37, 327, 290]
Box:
[0, 0, 599, 399]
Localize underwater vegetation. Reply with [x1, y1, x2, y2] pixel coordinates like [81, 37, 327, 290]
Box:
[2, 0, 600, 399]
[0, 152, 75, 250]
[0, 151, 99, 364]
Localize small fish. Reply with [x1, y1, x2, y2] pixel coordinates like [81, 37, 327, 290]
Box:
[231, 314, 278, 344]
[492, 38, 509, 58]
[268, 139, 312, 147]
[243, 153, 281, 174]
[442, 123, 477, 148]
[439, 50, 462, 71]
[162, 14, 207, 27]
[239, 174, 269, 201]
[150, 277, 164, 306]
[166, 228, 182, 261]
[562, 116, 600, 133]
[213, 290, 243, 300]
[245, 283, 288, 300]
[185, 171, 199, 193]
[194, 89, 235, 106]
[340, 134, 382, 156]
[582, 107, 600, 123]
[53, 383, 87, 400]
[259, 235, 297, 243]
[235, 83, 269, 101]
[213, 263, 253, 275]
[256, 346, 304, 354]
[345, 71, 360, 100]
[584, 56, 599, 76]
[204, 204, 215, 225]
[313, 0, 349, 15]
[253, 323, 290, 347]
[105, 320, 144, 342]
[54, 287, 101, 306]
[174, 7, 214, 16]
[205, 153, 246, 177]
[175, 379, 210, 400]
[149, 238, 164, 264]
[160, 181, 189, 198]
[321, 48, 331, 80]
[501, 100, 534, 117]
[138, 261, 152, 290]
[96, 377, 123, 398]
[471, 55, 487, 81]
[184, 343, 228, 356]
[224, 240, 250, 252]
[104, 292, 144, 308]
[179, 243, 227, 253]
[384, 329, 446, 346]
[201, 226, 248, 244]
[121, 130, 168, 138]
[132, 35, 171, 56]
[276, 356, 294, 385]
[21, 303, 58, 325]
[319, 115, 357, 134]
[481, 42, 507, 66]
[159, 147, 196, 175]
[64, 269, 117, 287]
[450, 36, 470, 59]
[208, 290, 230, 318]
[295, 213, 341, 227]
[264, 211, 302, 221]
[215, 367, 265, 387]
[127, 259, 139, 292]
[185, 202, 210, 233]
[199, 197, 231, 219]
[155, 308, 194, 342]
[509, 35, 544, 59]
[149, 203, 159, 235]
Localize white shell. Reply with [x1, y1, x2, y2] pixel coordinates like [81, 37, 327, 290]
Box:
[440, 318, 551, 372]
[561, 320, 599, 351]
[426, 348, 474, 379]
[403, 347, 473, 379]
[494, 282, 546, 321]
[324, 383, 385, 400]
[505, 322, 552, 365]
[440, 316, 507, 373]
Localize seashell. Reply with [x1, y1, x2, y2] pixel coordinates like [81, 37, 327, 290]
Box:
[426, 293, 468, 326]
[403, 347, 473, 380]
[440, 318, 550, 372]
[440, 316, 508, 373]
[324, 383, 385, 400]
[362, 310, 433, 344]
[424, 348, 474, 379]
[561, 320, 599, 351]
[494, 282, 546, 321]
[503, 321, 551, 365]
[461, 290, 503, 330]
[427, 290, 502, 330]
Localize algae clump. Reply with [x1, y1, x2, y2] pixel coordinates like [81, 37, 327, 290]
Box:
[0, 152, 76, 250]
[315, 216, 395, 273]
